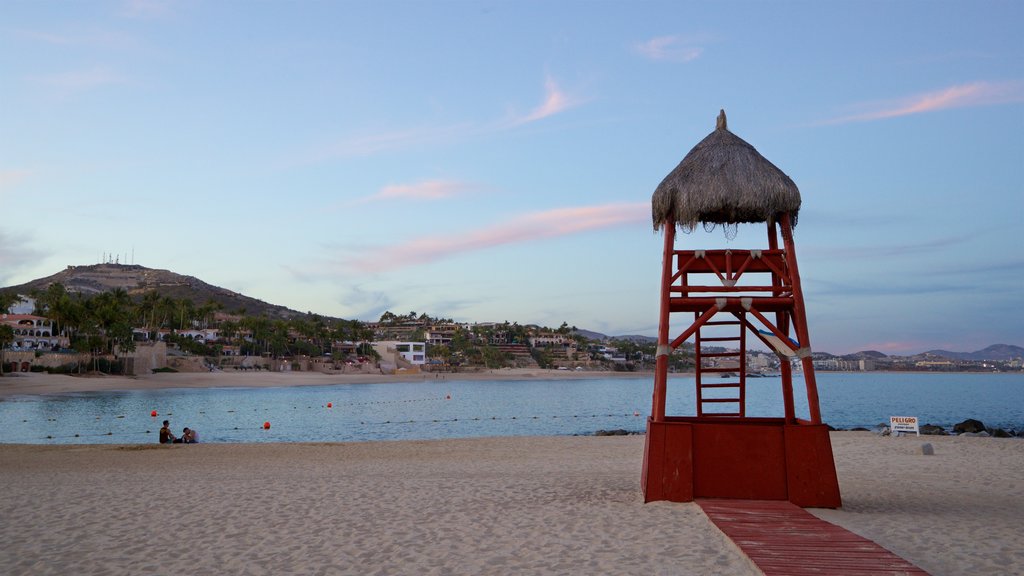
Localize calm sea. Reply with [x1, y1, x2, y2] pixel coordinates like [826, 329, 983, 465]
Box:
[1, 372, 1021, 444]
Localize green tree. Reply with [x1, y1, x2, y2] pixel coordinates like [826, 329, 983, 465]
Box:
[0, 323, 14, 375]
[0, 290, 21, 314]
[137, 290, 162, 337]
[429, 344, 452, 364]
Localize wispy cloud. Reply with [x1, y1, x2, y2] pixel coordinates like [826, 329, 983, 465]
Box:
[508, 76, 582, 126]
[33, 66, 126, 97]
[289, 76, 582, 165]
[822, 81, 1024, 124]
[634, 35, 703, 62]
[340, 179, 474, 208]
[346, 202, 648, 273]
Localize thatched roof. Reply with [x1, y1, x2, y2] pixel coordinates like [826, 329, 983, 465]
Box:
[652, 110, 801, 231]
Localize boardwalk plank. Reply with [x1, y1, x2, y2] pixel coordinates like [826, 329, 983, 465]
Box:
[698, 499, 929, 576]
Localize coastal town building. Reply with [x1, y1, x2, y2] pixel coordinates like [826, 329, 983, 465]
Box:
[812, 357, 875, 371]
[0, 314, 70, 351]
[424, 323, 464, 346]
[7, 296, 36, 315]
[373, 341, 426, 367]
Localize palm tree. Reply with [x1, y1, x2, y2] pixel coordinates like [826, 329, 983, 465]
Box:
[156, 296, 177, 332]
[196, 300, 222, 330]
[137, 291, 162, 337]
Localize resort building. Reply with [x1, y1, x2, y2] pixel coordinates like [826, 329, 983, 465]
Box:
[812, 357, 875, 371]
[0, 314, 71, 351]
[373, 341, 427, 366]
[6, 295, 36, 315]
[424, 324, 454, 346]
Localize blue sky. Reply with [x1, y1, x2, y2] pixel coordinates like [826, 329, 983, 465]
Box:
[1, 0, 1021, 355]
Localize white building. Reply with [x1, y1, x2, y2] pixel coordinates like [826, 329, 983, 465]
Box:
[1, 314, 70, 351]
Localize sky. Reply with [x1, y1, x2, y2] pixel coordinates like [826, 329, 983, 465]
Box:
[1, 0, 1022, 356]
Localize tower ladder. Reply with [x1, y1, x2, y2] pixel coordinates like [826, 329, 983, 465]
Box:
[695, 315, 746, 417]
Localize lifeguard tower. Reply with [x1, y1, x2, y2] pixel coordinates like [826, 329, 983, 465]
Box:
[642, 111, 841, 508]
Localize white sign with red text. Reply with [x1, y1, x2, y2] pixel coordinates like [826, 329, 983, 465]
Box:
[890, 416, 920, 436]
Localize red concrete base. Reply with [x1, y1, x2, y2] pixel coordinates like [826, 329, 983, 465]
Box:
[642, 417, 841, 508]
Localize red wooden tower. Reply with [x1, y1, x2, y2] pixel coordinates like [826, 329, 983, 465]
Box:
[642, 111, 841, 508]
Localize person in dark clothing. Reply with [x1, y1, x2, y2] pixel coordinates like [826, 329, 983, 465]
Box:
[159, 420, 176, 444]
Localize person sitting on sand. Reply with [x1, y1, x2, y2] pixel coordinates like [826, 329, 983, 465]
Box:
[159, 420, 176, 444]
[181, 427, 197, 444]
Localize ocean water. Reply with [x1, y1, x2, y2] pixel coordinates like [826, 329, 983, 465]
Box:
[1, 372, 1021, 444]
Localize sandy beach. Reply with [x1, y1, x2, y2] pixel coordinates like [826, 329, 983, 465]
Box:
[0, 433, 1021, 575]
[2, 371, 1022, 575]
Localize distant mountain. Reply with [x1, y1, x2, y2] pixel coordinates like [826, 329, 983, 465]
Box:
[923, 344, 1024, 362]
[610, 334, 658, 344]
[571, 329, 657, 344]
[2, 263, 309, 320]
[841, 350, 888, 360]
[573, 329, 609, 341]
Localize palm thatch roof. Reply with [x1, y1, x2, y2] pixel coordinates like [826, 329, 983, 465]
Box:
[652, 110, 801, 231]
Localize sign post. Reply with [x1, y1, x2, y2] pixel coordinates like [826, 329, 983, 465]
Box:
[890, 416, 919, 436]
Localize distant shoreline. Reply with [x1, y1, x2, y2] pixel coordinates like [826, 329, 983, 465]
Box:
[3, 368, 1019, 400]
[0, 368, 670, 399]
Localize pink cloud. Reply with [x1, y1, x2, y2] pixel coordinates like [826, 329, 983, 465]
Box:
[375, 180, 467, 201]
[634, 36, 703, 62]
[0, 170, 30, 192]
[339, 179, 472, 207]
[513, 76, 580, 125]
[347, 202, 649, 273]
[824, 81, 1024, 124]
[334, 179, 471, 209]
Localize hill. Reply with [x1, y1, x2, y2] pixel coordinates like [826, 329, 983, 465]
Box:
[923, 344, 1024, 362]
[2, 263, 307, 320]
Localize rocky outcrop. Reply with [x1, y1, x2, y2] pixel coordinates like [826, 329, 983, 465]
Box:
[920, 424, 947, 435]
[953, 419, 986, 434]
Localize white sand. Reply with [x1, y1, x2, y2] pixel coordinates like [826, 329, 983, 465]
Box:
[0, 437, 759, 576]
[813, 433, 1024, 576]
[1, 434, 1021, 575]
[2, 372, 1021, 575]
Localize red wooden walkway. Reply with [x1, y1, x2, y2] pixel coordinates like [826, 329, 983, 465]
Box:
[698, 499, 930, 576]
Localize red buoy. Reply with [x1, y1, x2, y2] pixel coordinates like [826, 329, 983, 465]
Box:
[263, 421, 271, 429]
[150, 410, 158, 417]
[327, 402, 333, 408]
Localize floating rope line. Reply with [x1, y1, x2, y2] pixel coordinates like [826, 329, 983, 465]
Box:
[26, 410, 647, 442]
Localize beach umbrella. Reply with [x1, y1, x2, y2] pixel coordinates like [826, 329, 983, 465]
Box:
[651, 110, 801, 234]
